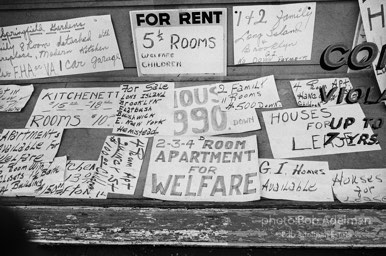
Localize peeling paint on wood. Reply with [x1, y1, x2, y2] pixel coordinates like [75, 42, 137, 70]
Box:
[12, 206, 386, 248]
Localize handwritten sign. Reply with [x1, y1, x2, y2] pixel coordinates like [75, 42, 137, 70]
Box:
[113, 82, 174, 136]
[259, 158, 333, 201]
[35, 160, 108, 198]
[359, 0, 386, 95]
[0, 15, 123, 80]
[290, 78, 353, 107]
[0, 160, 51, 196]
[262, 104, 381, 158]
[233, 2, 316, 64]
[10, 156, 67, 197]
[217, 75, 282, 111]
[97, 136, 148, 195]
[144, 135, 260, 202]
[0, 84, 33, 112]
[332, 168, 386, 203]
[130, 8, 227, 76]
[0, 128, 63, 166]
[174, 84, 261, 136]
[26, 87, 120, 129]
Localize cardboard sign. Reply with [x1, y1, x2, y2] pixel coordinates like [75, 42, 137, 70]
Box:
[174, 84, 261, 136]
[10, 156, 67, 197]
[0, 84, 34, 112]
[0, 128, 63, 166]
[358, 0, 386, 94]
[26, 87, 120, 129]
[233, 2, 316, 64]
[290, 78, 353, 107]
[262, 104, 381, 158]
[332, 168, 386, 203]
[217, 75, 282, 111]
[144, 135, 260, 202]
[97, 136, 148, 195]
[113, 82, 174, 136]
[130, 8, 227, 76]
[0, 15, 123, 80]
[259, 158, 333, 202]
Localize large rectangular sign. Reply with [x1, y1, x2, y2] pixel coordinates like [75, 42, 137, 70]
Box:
[130, 8, 227, 76]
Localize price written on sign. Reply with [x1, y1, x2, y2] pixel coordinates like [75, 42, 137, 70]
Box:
[173, 83, 261, 136]
[144, 135, 260, 202]
[0, 84, 34, 112]
[26, 87, 121, 129]
[0, 15, 123, 80]
[233, 2, 316, 64]
[130, 8, 227, 76]
[216, 75, 282, 111]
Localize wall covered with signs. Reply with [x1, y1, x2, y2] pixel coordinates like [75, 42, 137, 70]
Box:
[0, 0, 386, 249]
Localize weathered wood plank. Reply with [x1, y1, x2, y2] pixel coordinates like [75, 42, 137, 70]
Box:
[13, 206, 386, 247]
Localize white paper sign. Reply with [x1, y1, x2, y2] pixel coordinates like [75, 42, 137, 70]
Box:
[11, 156, 67, 197]
[26, 87, 120, 129]
[259, 158, 333, 201]
[0, 84, 34, 112]
[97, 136, 148, 195]
[37, 160, 108, 198]
[174, 84, 261, 136]
[0, 15, 123, 80]
[217, 75, 282, 111]
[0, 128, 63, 166]
[358, 0, 386, 94]
[332, 168, 386, 203]
[233, 2, 316, 64]
[0, 160, 50, 196]
[290, 78, 353, 107]
[262, 104, 381, 158]
[144, 135, 260, 202]
[130, 8, 227, 76]
[113, 82, 174, 136]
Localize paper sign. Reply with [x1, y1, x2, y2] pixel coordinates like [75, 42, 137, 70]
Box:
[0, 161, 50, 196]
[26, 87, 120, 129]
[332, 168, 386, 203]
[144, 135, 260, 202]
[0, 15, 123, 80]
[130, 8, 227, 76]
[358, 0, 386, 94]
[113, 82, 174, 136]
[290, 78, 354, 107]
[36, 160, 107, 198]
[217, 75, 282, 111]
[10, 156, 67, 197]
[0, 84, 34, 112]
[174, 84, 261, 136]
[259, 158, 333, 201]
[0, 128, 63, 166]
[233, 2, 316, 64]
[97, 136, 148, 195]
[262, 104, 381, 158]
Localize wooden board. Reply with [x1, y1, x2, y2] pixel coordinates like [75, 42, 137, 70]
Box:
[11, 206, 386, 247]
